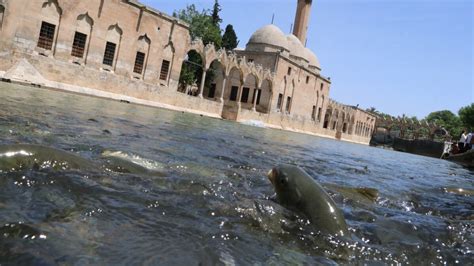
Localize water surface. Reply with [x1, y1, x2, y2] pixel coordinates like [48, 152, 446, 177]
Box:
[0, 83, 472, 265]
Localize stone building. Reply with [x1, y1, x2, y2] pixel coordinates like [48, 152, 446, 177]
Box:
[0, 0, 376, 144]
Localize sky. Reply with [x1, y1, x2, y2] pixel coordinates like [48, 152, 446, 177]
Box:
[140, 0, 473, 118]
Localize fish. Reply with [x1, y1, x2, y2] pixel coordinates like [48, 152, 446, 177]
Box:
[267, 164, 349, 237]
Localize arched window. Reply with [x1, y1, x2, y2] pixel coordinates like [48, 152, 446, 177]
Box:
[71, 13, 93, 61]
[102, 24, 123, 70]
[37, 0, 62, 52]
[133, 35, 151, 77]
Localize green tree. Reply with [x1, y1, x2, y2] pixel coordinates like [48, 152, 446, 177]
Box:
[173, 5, 222, 48]
[174, 5, 222, 90]
[425, 110, 462, 137]
[458, 103, 474, 130]
[211, 0, 222, 27]
[222, 24, 239, 50]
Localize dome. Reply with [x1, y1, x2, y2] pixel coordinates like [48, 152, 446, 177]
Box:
[286, 34, 308, 62]
[305, 48, 321, 69]
[247, 25, 289, 51]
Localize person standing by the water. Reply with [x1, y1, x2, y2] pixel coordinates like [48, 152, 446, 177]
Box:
[459, 130, 467, 151]
[464, 130, 473, 151]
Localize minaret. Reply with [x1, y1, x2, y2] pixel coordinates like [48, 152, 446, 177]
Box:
[293, 0, 312, 45]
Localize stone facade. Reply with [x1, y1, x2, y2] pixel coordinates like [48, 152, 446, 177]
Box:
[0, 0, 377, 145]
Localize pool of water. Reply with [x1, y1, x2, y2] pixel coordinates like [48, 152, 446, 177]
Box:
[0, 83, 472, 265]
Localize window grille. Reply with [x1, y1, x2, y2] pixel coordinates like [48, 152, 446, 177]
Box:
[37, 21, 56, 50]
[133, 51, 146, 74]
[160, 60, 170, 80]
[103, 42, 116, 66]
[71, 32, 87, 58]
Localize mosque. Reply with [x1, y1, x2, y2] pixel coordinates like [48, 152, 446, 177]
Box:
[0, 0, 376, 144]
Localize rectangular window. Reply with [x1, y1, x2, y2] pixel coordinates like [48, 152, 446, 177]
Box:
[208, 83, 216, 98]
[256, 89, 261, 105]
[317, 107, 322, 121]
[103, 42, 117, 66]
[320, 83, 324, 90]
[133, 51, 146, 74]
[241, 87, 250, 103]
[230, 86, 238, 101]
[160, 60, 170, 81]
[306, 76, 310, 84]
[286, 96, 291, 113]
[312, 106, 316, 121]
[37, 21, 56, 50]
[71, 32, 87, 58]
[277, 93, 283, 110]
[287, 67, 292, 75]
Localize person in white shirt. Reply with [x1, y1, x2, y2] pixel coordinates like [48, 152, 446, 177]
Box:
[459, 130, 467, 151]
[465, 131, 473, 151]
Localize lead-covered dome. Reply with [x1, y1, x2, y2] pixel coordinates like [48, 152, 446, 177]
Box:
[246, 25, 289, 52]
[286, 34, 308, 62]
[305, 48, 321, 70]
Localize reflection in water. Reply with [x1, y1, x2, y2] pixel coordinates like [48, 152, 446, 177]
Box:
[0, 83, 472, 264]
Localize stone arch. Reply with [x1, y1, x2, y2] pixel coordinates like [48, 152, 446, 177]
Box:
[107, 24, 123, 42]
[323, 107, 332, 129]
[42, 0, 62, 18]
[77, 12, 94, 29]
[258, 79, 272, 113]
[137, 34, 151, 50]
[0, 4, 5, 30]
[178, 49, 205, 95]
[241, 73, 258, 109]
[186, 39, 206, 66]
[224, 66, 244, 102]
[203, 59, 226, 101]
[203, 44, 219, 70]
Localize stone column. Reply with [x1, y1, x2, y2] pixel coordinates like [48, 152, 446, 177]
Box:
[252, 88, 260, 112]
[236, 84, 243, 109]
[219, 75, 227, 103]
[198, 68, 207, 98]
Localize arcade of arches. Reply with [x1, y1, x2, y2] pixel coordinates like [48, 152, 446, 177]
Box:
[0, 0, 377, 145]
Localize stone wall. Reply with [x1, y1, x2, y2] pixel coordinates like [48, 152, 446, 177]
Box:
[0, 0, 376, 145]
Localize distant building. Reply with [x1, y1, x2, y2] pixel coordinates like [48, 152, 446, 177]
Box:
[0, 0, 376, 144]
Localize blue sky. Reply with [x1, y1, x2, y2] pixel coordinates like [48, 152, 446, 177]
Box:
[141, 0, 473, 118]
